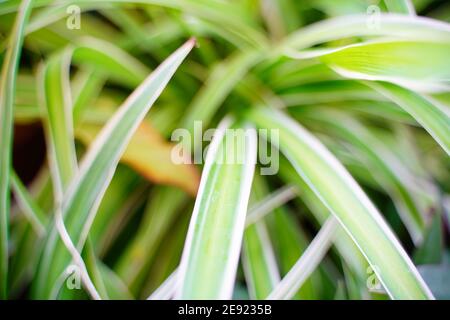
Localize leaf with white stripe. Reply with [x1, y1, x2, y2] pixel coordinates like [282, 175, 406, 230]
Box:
[176, 118, 257, 299]
[32, 38, 195, 299]
[267, 217, 338, 300]
[283, 13, 450, 51]
[243, 221, 280, 299]
[242, 176, 280, 299]
[368, 81, 450, 156]
[0, 0, 33, 299]
[247, 107, 433, 299]
[38, 48, 78, 194]
[320, 40, 450, 92]
[385, 0, 416, 15]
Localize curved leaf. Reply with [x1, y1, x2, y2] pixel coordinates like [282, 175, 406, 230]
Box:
[33, 38, 195, 298]
[247, 107, 433, 299]
[368, 82, 450, 156]
[0, 0, 33, 299]
[320, 40, 450, 92]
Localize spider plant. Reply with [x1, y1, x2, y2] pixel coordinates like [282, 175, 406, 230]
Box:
[1, 0, 449, 300]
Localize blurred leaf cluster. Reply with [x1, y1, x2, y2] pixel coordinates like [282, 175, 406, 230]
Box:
[0, 0, 449, 300]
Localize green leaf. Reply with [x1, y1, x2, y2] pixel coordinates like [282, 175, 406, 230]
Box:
[7, 0, 268, 49]
[277, 155, 369, 284]
[98, 262, 133, 300]
[115, 186, 188, 296]
[71, 68, 105, 124]
[0, 0, 33, 299]
[83, 238, 133, 299]
[414, 214, 443, 265]
[307, 112, 427, 245]
[13, 46, 200, 194]
[283, 13, 450, 51]
[181, 50, 262, 145]
[4, 0, 450, 302]
[147, 268, 178, 300]
[71, 37, 149, 88]
[242, 221, 280, 299]
[38, 41, 142, 300]
[245, 184, 298, 226]
[38, 48, 78, 194]
[76, 122, 200, 195]
[82, 239, 109, 299]
[320, 40, 450, 92]
[9, 169, 53, 296]
[10, 170, 47, 236]
[279, 80, 384, 107]
[176, 118, 257, 299]
[267, 217, 338, 300]
[384, 0, 416, 15]
[368, 81, 450, 156]
[89, 165, 144, 255]
[141, 208, 191, 299]
[247, 107, 433, 299]
[32, 38, 195, 298]
[242, 176, 280, 299]
[266, 205, 323, 299]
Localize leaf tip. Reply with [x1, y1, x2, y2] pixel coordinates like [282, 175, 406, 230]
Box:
[187, 37, 197, 49]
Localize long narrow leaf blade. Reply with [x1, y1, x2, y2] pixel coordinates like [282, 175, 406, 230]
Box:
[33, 38, 195, 298]
[38, 49, 78, 194]
[267, 217, 338, 300]
[176, 118, 257, 299]
[277, 156, 369, 285]
[368, 82, 450, 156]
[115, 186, 188, 295]
[247, 107, 433, 299]
[243, 221, 280, 299]
[319, 40, 450, 92]
[384, 0, 416, 15]
[10, 170, 47, 236]
[0, 0, 33, 299]
[306, 112, 427, 244]
[242, 175, 281, 299]
[283, 13, 450, 51]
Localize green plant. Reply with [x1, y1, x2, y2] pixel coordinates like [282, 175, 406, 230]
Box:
[1, 0, 449, 300]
